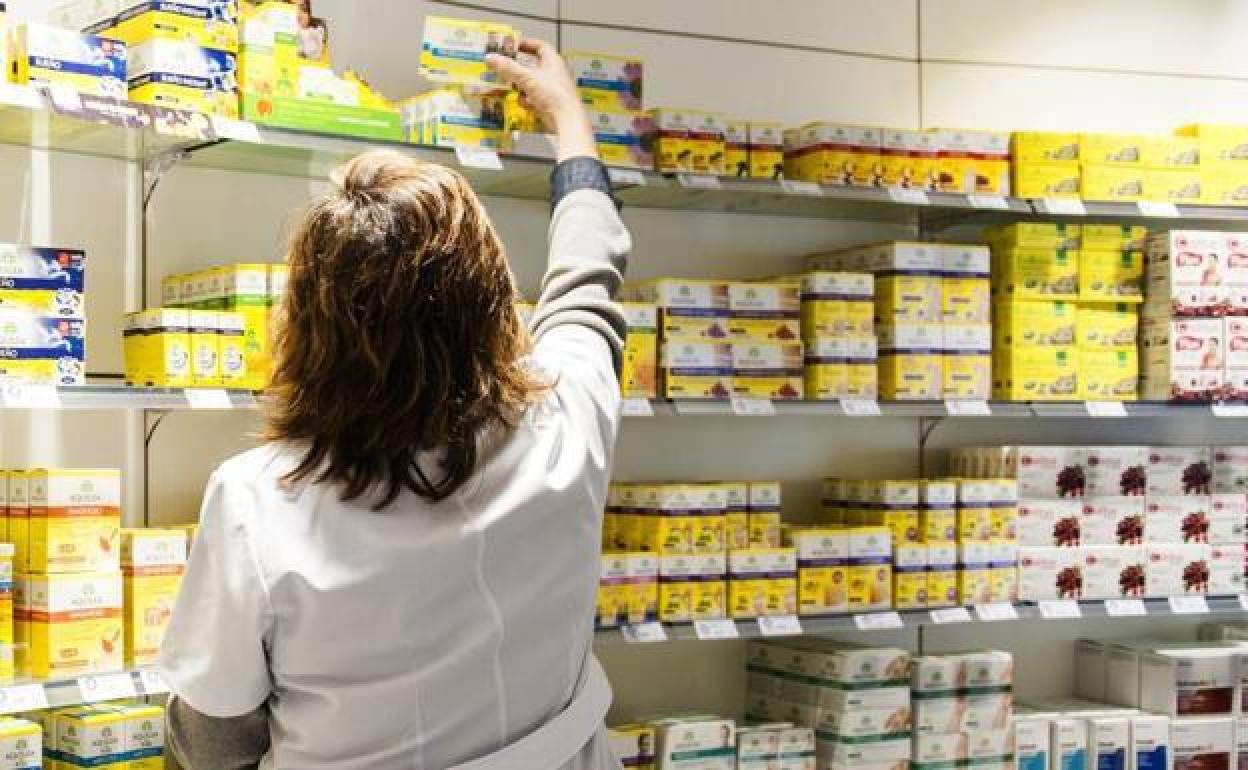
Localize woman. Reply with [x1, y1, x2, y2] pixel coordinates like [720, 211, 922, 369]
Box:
[159, 39, 630, 770]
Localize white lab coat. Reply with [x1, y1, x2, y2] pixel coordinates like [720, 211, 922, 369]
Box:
[159, 190, 630, 770]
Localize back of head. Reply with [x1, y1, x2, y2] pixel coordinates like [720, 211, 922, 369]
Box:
[265, 149, 543, 509]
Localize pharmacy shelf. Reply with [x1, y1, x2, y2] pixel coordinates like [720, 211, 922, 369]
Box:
[0, 668, 167, 716]
[593, 595, 1248, 645]
[0, 384, 257, 411]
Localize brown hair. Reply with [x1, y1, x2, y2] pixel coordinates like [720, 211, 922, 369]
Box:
[265, 149, 545, 509]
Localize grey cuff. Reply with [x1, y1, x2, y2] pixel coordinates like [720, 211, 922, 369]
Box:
[551, 157, 617, 210]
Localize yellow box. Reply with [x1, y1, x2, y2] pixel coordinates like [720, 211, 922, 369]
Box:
[625, 553, 658, 624]
[596, 554, 629, 629]
[748, 122, 784, 180]
[920, 508, 957, 543]
[800, 272, 875, 338]
[660, 340, 732, 400]
[631, 278, 730, 340]
[115, 702, 166, 770]
[991, 507, 1019, 541]
[121, 529, 186, 667]
[876, 273, 943, 323]
[28, 469, 122, 574]
[1012, 132, 1079, 163]
[893, 544, 928, 610]
[649, 107, 692, 173]
[686, 111, 727, 176]
[993, 247, 1079, 300]
[1079, 133, 1148, 165]
[1079, 249, 1144, 303]
[188, 309, 220, 386]
[57, 706, 126, 767]
[958, 565, 993, 605]
[658, 554, 726, 622]
[803, 336, 879, 400]
[621, 302, 658, 400]
[796, 123, 880, 186]
[728, 281, 801, 341]
[566, 51, 643, 112]
[7, 472, 27, 574]
[724, 119, 749, 178]
[1080, 348, 1139, 401]
[129, 76, 240, 119]
[879, 352, 942, 400]
[123, 309, 193, 388]
[994, 345, 1079, 401]
[7, 23, 128, 98]
[942, 276, 991, 323]
[1082, 164, 1145, 202]
[1144, 136, 1200, 168]
[0, 717, 38, 767]
[748, 513, 782, 548]
[1077, 302, 1139, 350]
[728, 548, 797, 618]
[1013, 161, 1081, 199]
[639, 483, 726, 555]
[1176, 123, 1248, 164]
[1148, 169, 1203, 203]
[731, 341, 803, 400]
[419, 16, 518, 89]
[986, 222, 1081, 251]
[944, 352, 991, 400]
[0, 545, 12, 647]
[1201, 162, 1248, 205]
[794, 528, 848, 616]
[994, 300, 1077, 348]
[588, 109, 653, 170]
[847, 526, 891, 612]
[957, 507, 994, 543]
[217, 310, 246, 386]
[25, 571, 123, 679]
[879, 129, 925, 189]
[107, 3, 239, 49]
[1082, 225, 1149, 251]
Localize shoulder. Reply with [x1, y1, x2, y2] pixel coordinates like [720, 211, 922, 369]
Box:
[205, 444, 301, 521]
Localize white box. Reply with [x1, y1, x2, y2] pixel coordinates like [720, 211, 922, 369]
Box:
[1130, 715, 1170, 770]
[1145, 230, 1227, 317]
[1082, 546, 1147, 600]
[1146, 497, 1215, 544]
[1088, 717, 1130, 770]
[914, 732, 966, 765]
[653, 718, 736, 770]
[1144, 544, 1211, 597]
[1213, 448, 1248, 495]
[816, 732, 910, 765]
[1082, 498, 1147, 546]
[1053, 718, 1089, 770]
[912, 655, 960, 694]
[1211, 495, 1248, 533]
[1208, 545, 1244, 595]
[1076, 640, 1107, 702]
[1148, 447, 1215, 497]
[1015, 716, 1051, 770]
[1019, 499, 1085, 547]
[1141, 319, 1225, 402]
[1225, 318, 1248, 401]
[1236, 716, 1248, 770]
[1016, 446, 1081, 499]
[1019, 547, 1083, 600]
[1085, 446, 1149, 498]
[1139, 648, 1238, 716]
[960, 650, 1015, 689]
[1170, 717, 1233, 770]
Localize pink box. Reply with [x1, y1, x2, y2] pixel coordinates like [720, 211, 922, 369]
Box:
[1223, 232, 1248, 315]
[1082, 497, 1146, 546]
[1142, 318, 1225, 402]
[1144, 544, 1211, 597]
[1225, 318, 1248, 400]
[1145, 230, 1227, 317]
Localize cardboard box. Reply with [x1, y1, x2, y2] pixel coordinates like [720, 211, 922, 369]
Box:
[1053, 718, 1089, 770]
[1081, 546, 1146, 599]
[1018, 546, 1082, 600]
[1130, 715, 1171, 770]
[1145, 544, 1211, 596]
[24, 571, 123, 679]
[1018, 499, 1084, 547]
[1148, 446, 1214, 497]
[1170, 717, 1233, 770]
[27, 469, 121, 574]
[1087, 717, 1130, 770]
[1081, 498, 1146, 546]
[1140, 647, 1237, 716]
[1015, 716, 1052, 770]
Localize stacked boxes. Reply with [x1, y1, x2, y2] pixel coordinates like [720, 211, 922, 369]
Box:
[400, 89, 505, 150]
[620, 302, 658, 401]
[563, 52, 653, 170]
[1180, 125, 1248, 205]
[912, 651, 1014, 770]
[0, 244, 87, 386]
[123, 307, 245, 387]
[120, 528, 186, 667]
[648, 107, 726, 175]
[6, 22, 127, 99]
[954, 445, 1248, 600]
[787, 123, 882, 187]
[800, 271, 877, 400]
[955, 479, 1019, 604]
[650, 716, 736, 769]
[1011, 132, 1081, 199]
[931, 129, 1012, 195]
[50, 702, 166, 770]
[1012, 130, 1203, 202]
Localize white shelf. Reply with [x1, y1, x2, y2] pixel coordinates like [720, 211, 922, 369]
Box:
[0, 668, 167, 715]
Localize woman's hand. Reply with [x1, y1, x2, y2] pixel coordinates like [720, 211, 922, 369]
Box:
[486, 39, 597, 162]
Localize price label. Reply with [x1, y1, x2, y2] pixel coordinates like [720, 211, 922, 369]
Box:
[1169, 596, 1210, 614]
[1138, 201, 1181, 218]
[1239, 594, 1248, 611]
[968, 195, 1010, 210]
[1, 384, 62, 409]
[0, 84, 42, 110]
[974, 603, 1019, 622]
[781, 180, 823, 196]
[138, 669, 169, 694]
[622, 622, 668, 643]
[1040, 198, 1087, 216]
[731, 397, 776, 416]
[210, 116, 262, 143]
[841, 399, 882, 417]
[608, 168, 646, 187]
[693, 618, 740, 640]
[854, 611, 904, 631]
[1213, 404, 1248, 418]
[1086, 401, 1128, 418]
[757, 615, 803, 636]
[620, 398, 654, 417]
[46, 84, 83, 113]
[1105, 599, 1147, 617]
[930, 607, 972, 624]
[79, 673, 137, 703]
[945, 400, 992, 416]
[678, 174, 722, 190]
[184, 389, 233, 409]
[888, 188, 930, 205]
[455, 146, 503, 171]
[0, 685, 47, 714]
[1038, 599, 1082, 619]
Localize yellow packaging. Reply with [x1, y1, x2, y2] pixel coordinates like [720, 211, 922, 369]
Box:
[27, 469, 121, 575]
[129, 75, 240, 119]
[188, 309, 220, 387]
[847, 526, 891, 612]
[994, 299, 1077, 348]
[989, 540, 1018, 602]
[794, 528, 848, 616]
[631, 278, 730, 340]
[1077, 302, 1138, 350]
[800, 272, 875, 337]
[596, 553, 628, 628]
[57, 706, 126, 767]
[728, 548, 797, 618]
[0, 473, 7, 557]
[796, 123, 879, 186]
[728, 281, 800, 341]
[986, 222, 1081, 250]
[748, 122, 784, 180]
[218, 310, 247, 386]
[993, 247, 1079, 300]
[620, 302, 658, 400]
[723, 482, 749, 551]
[0, 717, 38, 767]
[879, 129, 923, 188]
[993, 345, 1079, 401]
[608, 725, 656, 770]
[957, 541, 993, 605]
[893, 543, 928, 610]
[926, 543, 959, 608]
[942, 276, 991, 323]
[601, 513, 617, 552]
[649, 107, 692, 173]
[639, 483, 726, 555]
[1082, 164, 1145, 202]
[920, 508, 957, 543]
[803, 335, 878, 400]
[724, 119, 749, 177]
[106, 4, 239, 51]
[876, 273, 943, 322]
[25, 571, 123, 679]
[956, 508, 994, 542]
[1011, 132, 1079, 163]
[7, 472, 27, 574]
[684, 111, 726, 175]
[418, 16, 518, 89]
[566, 51, 643, 112]
[0, 545, 11, 650]
[588, 109, 653, 170]
[1201, 162, 1248, 205]
[400, 89, 503, 150]
[116, 702, 166, 770]
[1079, 250, 1144, 303]
[658, 554, 726, 622]
[731, 341, 803, 400]
[1013, 161, 1081, 199]
[1080, 348, 1139, 401]
[1079, 133, 1148, 165]
[224, 263, 273, 390]
[943, 352, 991, 400]
[1176, 123, 1248, 164]
[625, 553, 659, 624]
[659, 340, 732, 400]
[991, 507, 1019, 541]
[1149, 168, 1203, 203]
[1144, 136, 1200, 168]
[748, 513, 782, 548]
[123, 308, 193, 388]
[121, 529, 186, 667]
[7, 23, 128, 98]
[1081, 224, 1149, 251]
[879, 352, 943, 400]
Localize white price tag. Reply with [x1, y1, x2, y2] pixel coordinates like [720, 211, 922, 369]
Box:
[1040, 198, 1087, 216]
[210, 116, 262, 143]
[621, 622, 668, 643]
[678, 174, 722, 190]
[968, 195, 1010, 210]
[945, 400, 992, 416]
[974, 603, 1019, 622]
[693, 618, 740, 640]
[0, 685, 47, 714]
[0, 84, 43, 110]
[1239, 594, 1248, 611]
[1086, 401, 1128, 418]
[79, 673, 137, 703]
[138, 669, 168, 694]
[607, 168, 646, 187]
[888, 188, 930, 205]
[840, 398, 882, 417]
[620, 398, 654, 417]
[184, 389, 233, 409]
[854, 611, 904, 631]
[1138, 201, 1181, 218]
[757, 615, 803, 636]
[1, 384, 61, 409]
[1038, 599, 1082, 619]
[47, 84, 83, 113]
[455, 146, 503, 171]
[781, 180, 823, 196]
[1105, 599, 1147, 617]
[1213, 404, 1248, 418]
[930, 607, 972, 624]
[731, 397, 776, 416]
[1169, 596, 1210, 614]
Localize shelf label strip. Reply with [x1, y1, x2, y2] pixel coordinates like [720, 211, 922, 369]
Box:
[78, 673, 138, 703]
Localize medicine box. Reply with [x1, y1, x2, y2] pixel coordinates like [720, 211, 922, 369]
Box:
[1130, 715, 1170, 770]
[23, 570, 123, 679]
[419, 16, 518, 89]
[566, 51, 643, 111]
[7, 22, 128, 99]
[27, 468, 121, 574]
[1139, 647, 1238, 716]
[1170, 717, 1232, 770]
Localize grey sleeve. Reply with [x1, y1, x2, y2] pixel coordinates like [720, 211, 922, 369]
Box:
[166, 695, 271, 770]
